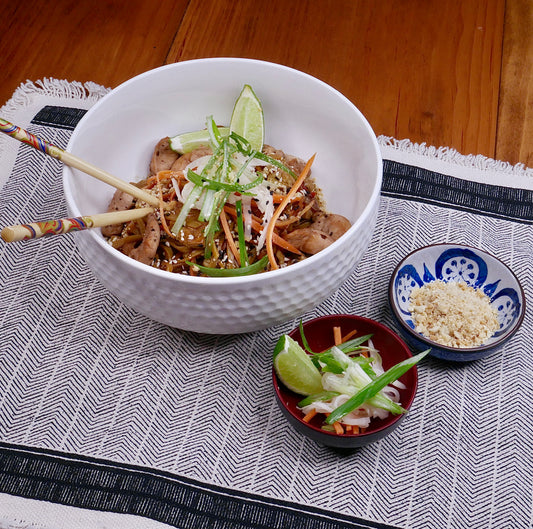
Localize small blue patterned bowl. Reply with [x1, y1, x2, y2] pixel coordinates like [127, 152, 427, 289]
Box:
[388, 244, 525, 362]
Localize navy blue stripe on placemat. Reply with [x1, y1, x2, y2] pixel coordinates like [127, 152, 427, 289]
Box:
[382, 159, 533, 224]
[31, 105, 88, 131]
[0, 442, 394, 529]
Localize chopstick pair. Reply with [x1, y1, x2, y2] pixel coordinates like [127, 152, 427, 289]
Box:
[0, 118, 162, 242]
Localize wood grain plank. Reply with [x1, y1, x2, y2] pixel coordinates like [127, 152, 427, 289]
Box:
[0, 0, 189, 106]
[496, 0, 533, 166]
[168, 0, 504, 158]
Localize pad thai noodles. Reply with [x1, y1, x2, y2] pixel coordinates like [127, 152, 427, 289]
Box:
[102, 94, 350, 277]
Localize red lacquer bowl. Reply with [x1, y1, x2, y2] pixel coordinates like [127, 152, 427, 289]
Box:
[273, 315, 420, 449]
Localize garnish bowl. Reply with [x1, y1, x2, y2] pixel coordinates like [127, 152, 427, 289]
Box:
[388, 243, 525, 362]
[273, 315, 420, 449]
[62, 58, 382, 334]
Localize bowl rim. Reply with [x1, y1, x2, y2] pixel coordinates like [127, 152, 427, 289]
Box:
[272, 314, 419, 440]
[62, 57, 383, 285]
[387, 242, 526, 354]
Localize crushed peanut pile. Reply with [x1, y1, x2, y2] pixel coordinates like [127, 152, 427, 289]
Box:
[409, 280, 499, 348]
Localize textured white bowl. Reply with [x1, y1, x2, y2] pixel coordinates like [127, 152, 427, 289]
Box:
[63, 58, 382, 334]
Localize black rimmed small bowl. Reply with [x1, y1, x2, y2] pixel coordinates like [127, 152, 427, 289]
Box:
[272, 315, 420, 449]
[388, 243, 525, 362]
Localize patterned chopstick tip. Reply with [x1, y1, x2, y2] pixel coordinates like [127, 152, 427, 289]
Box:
[1, 217, 94, 243]
[0, 118, 59, 157]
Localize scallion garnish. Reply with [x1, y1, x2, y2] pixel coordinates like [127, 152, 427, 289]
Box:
[235, 199, 248, 267]
[325, 349, 430, 424]
[186, 255, 268, 277]
[171, 184, 204, 235]
[298, 391, 341, 408]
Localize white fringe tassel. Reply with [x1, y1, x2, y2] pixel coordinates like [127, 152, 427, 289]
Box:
[1, 78, 110, 116]
[378, 135, 533, 179]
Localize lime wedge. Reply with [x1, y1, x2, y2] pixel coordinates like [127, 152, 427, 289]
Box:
[273, 335, 323, 396]
[230, 84, 264, 151]
[169, 127, 230, 154]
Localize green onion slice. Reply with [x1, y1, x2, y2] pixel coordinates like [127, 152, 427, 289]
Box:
[235, 199, 249, 267]
[206, 115, 223, 148]
[299, 320, 315, 354]
[186, 169, 262, 193]
[203, 190, 229, 258]
[186, 255, 269, 277]
[325, 349, 430, 424]
[298, 391, 340, 408]
[171, 184, 204, 235]
[334, 334, 374, 354]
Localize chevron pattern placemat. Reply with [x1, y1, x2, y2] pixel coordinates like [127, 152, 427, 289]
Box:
[0, 82, 532, 529]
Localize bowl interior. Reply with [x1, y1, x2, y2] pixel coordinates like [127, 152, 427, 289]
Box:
[64, 58, 381, 237]
[389, 244, 525, 350]
[274, 315, 418, 440]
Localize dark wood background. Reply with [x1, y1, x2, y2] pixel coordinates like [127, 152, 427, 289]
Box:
[2, 1, 532, 166]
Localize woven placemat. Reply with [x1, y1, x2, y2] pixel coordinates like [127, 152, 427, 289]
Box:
[0, 80, 532, 529]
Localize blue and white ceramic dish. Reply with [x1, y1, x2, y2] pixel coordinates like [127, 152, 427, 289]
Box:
[388, 244, 525, 362]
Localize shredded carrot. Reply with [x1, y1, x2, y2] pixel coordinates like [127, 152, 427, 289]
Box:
[219, 209, 241, 266]
[302, 408, 318, 423]
[156, 172, 175, 238]
[265, 154, 316, 270]
[333, 326, 342, 346]
[163, 188, 176, 201]
[223, 205, 303, 255]
[333, 421, 344, 435]
[297, 198, 316, 218]
[341, 329, 358, 343]
[145, 169, 175, 188]
[274, 199, 315, 228]
[345, 425, 353, 433]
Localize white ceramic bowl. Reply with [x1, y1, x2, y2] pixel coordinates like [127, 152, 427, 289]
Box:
[63, 58, 382, 334]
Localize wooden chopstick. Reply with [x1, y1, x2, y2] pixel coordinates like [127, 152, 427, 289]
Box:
[0, 117, 162, 209]
[1, 207, 154, 243]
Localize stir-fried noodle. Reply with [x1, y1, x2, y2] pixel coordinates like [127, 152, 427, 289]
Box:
[103, 134, 350, 277]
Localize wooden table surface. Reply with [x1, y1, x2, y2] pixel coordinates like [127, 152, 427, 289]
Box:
[2, 0, 532, 167]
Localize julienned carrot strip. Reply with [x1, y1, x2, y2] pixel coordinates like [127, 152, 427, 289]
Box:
[333, 326, 342, 346]
[302, 408, 318, 423]
[341, 329, 358, 344]
[156, 172, 175, 239]
[266, 154, 315, 270]
[219, 209, 241, 266]
[223, 205, 302, 255]
[146, 171, 169, 188]
[146, 170, 186, 189]
[271, 232, 301, 255]
[333, 421, 344, 435]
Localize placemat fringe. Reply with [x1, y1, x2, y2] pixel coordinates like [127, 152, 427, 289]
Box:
[378, 135, 533, 178]
[1, 78, 110, 115]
